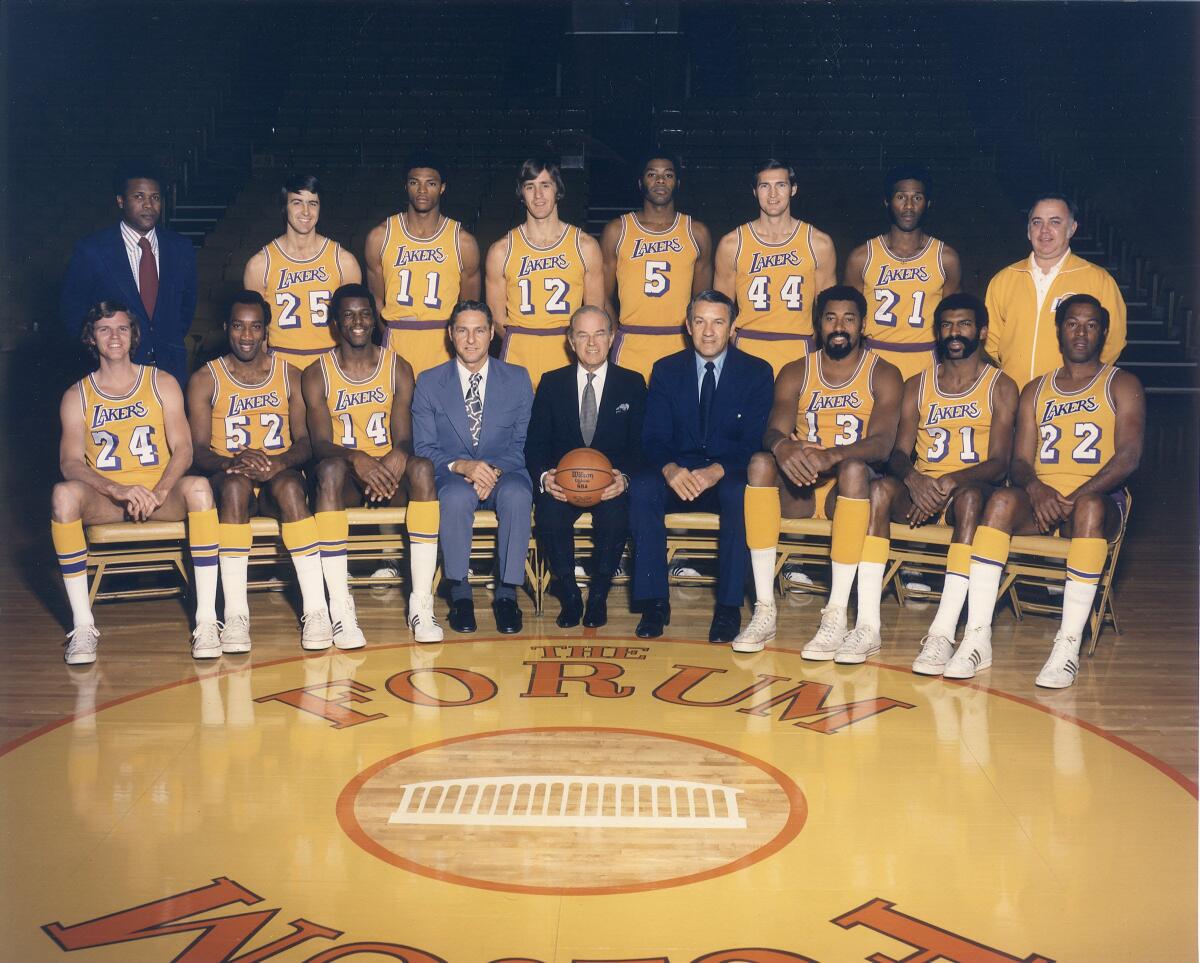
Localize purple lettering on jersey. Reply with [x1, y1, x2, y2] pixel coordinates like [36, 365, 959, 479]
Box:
[875, 264, 931, 285]
[392, 245, 447, 267]
[1040, 396, 1099, 424]
[91, 402, 148, 429]
[925, 401, 980, 425]
[277, 266, 331, 289]
[807, 390, 862, 412]
[333, 387, 388, 411]
[517, 254, 571, 277]
[630, 237, 684, 258]
[749, 251, 802, 273]
[227, 392, 282, 417]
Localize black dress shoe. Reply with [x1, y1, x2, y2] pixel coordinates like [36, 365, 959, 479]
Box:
[493, 597, 523, 634]
[583, 588, 609, 628]
[447, 599, 476, 633]
[556, 591, 583, 629]
[709, 604, 741, 643]
[635, 600, 671, 639]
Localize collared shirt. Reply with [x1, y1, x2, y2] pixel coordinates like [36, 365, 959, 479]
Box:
[119, 221, 159, 290]
[1029, 249, 1070, 316]
[456, 358, 489, 407]
[576, 361, 608, 414]
[694, 349, 728, 397]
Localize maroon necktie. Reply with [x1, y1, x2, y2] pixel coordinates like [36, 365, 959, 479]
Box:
[137, 237, 159, 319]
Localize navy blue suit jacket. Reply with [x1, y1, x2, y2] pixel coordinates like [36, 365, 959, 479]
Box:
[642, 345, 773, 474]
[59, 223, 198, 386]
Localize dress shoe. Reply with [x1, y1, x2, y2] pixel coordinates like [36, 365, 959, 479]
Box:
[493, 597, 523, 634]
[709, 604, 742, 643]
[635, 600, 671, 639]
[447, 599, 477, 634]
[583, 588, 609, 628]
[556, 591, 583, 629]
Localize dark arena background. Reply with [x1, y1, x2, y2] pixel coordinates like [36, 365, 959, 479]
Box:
[0, 2, 1198, 961]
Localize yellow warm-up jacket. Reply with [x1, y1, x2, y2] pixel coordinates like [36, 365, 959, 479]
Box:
[984, 252, 1127, 388]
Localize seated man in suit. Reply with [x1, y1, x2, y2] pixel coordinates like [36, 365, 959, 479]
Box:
[412, 300, 535, 634]
[630, 290, 774, 641]
[60, 163, 198, 387]
[525, 305, 646, 629]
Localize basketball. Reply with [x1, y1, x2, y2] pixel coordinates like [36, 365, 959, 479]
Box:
[555, 448, 614, 507]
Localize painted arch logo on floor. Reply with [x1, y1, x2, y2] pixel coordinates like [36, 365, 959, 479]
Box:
[7, 637, 1195, 961]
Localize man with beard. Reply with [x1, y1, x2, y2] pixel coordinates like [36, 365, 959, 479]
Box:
[732, 285, 902, 656]
[844, 294, 1018, 672]
[844, 165, 963, 382]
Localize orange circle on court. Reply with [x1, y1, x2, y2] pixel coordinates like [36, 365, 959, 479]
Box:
[337, 726, 808, 895]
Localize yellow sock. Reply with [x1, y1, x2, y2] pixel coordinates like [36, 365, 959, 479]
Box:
[970, 525, 1011, 568]
[51, 519, 88, 578]
[315, 510, 349, 559]
[861, 534, 890, 566]
[188, 508, 220, 569]
[744, 486, 782, 550]
[830, 496, 869, 565]
[1066, 537, 1107, 585]
[281, 517, 320, 558]
[406, 500, 440, 545]
[946, 542, 972, 578]
[218, 522, 253, 558]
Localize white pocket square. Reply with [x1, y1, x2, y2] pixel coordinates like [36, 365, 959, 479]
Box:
[615, 403, 630, 412]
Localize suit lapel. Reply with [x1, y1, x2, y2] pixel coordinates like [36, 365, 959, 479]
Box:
[103, 227, 142, 315]
[443, 363, 476, 452]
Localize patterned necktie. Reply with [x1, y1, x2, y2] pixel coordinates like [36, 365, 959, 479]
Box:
[580, 372, 597, 446]
[137, 237, 158, 320]
[699, 361, 716, 439]
[466, 372, 483, 447]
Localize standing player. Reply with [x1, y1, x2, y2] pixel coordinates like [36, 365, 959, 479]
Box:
[844, 165, 963, 382]
[732, 286, 903, 656]
[51, 301, 221, 663]
[485, 157, 604, 388]
[364, 151, 482, 376]
[187, 291, 334, 653]
[944, 294, 1143, 688]
[600, 153, 713, 380]
[857, 294, 1018, 673]
[714, 158, 837, 376]
[244, 174, 362, 370]
[301, 284, 444, 644]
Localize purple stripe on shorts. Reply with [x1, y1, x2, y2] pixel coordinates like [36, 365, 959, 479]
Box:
[866, 338, 937, 353]
[736, 329, 813, 343]
[385, 319, 446, 330]
[504, 325, 570, 336]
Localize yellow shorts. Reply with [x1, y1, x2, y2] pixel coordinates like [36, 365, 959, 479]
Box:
[734, 329, 812, 378]
[269, 347, 330, 371]
[865, 339, 937, 382]
[612, 324, 687, 381]
[501, 326, 572, 389]
[385, 319, 452, 377]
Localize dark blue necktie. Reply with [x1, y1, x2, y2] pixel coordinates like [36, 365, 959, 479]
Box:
[699, 361, 716, 440]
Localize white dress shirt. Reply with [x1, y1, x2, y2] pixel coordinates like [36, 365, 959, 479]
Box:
[119, 221, 160, 290]
[1030, 249, 1070, 316]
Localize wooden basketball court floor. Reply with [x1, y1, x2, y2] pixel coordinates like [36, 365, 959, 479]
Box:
[0, 397, 1195, 961]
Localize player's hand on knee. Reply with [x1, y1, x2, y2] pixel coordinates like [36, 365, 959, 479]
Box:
[905, 474, 946, 522]
[380, 451, 408, 484]
[774, 440, 816, 487]
[116, 484, 156, 521]
[1028, 481, 1065, 532]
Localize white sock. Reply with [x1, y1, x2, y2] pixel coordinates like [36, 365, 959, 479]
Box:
[750, 548, 776, 606]
[63, 576, 93, 629]
[928, 573, 969, 638]
[292, 552, 328, 615]
[965, 560, 1002, 629]
[321, 554, 350, 620]
[828, 561, 856, 609]
[194, 567, 219, 624]
[410, 542, 439, 598]
[219, 555, 249, 618]
[1060, 579, 1097, 639]
[854, 560, 885, 629]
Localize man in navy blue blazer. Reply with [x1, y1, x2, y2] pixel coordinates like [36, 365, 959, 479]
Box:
[630, 290, 774, 642]
[59, 164, 197, 387]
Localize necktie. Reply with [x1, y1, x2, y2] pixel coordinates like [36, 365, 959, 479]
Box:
[466, 372, 483, 446]
[699, 361, 716, 440]
[580, 372, 597, 446]
[137, 237, 158, 320]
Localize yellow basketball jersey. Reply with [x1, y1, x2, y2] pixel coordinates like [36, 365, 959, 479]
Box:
[796, 349, 880, 449]
[207, 356, 293, 458]
[380, 214, 461, 376]
[319, 349, 396, 458]
[78, 366, 168, 489]
[261, 238, 344, 367]
[1033, 365, 1119, 496]
[502, 225, 586, 387]
[913, 363, 1002, 479]
[862, 235, 946, 381]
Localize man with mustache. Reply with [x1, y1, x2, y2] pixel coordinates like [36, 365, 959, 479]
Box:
[732, 285, 903, 656]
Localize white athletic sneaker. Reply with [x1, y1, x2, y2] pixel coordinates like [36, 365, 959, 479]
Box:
[370, 565, 401, 580]
[669, 562, 702, 579]
[912, 633, 955, 676]
[301, 609, 334, 651]
[731, 602, 777, 653]
[1035, 631, 1082, 689]
[834, 624, 881, 665]
[783, 564, 815, 588]
[943, 625, 992, 679]
[801, 605, 848, 660]
[408, 593, 444, 643]
[333, 595, 366, 650]
[191, 621, 223, 660]
[220, 614, 252, 654]
[64, 624, 100, 665]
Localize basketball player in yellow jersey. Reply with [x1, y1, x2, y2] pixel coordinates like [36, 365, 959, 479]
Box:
[485, 157, 604, 388]
[301, 284, 444, 644]
[187, 290, 337, 654]
[947, 294, 1143, 688]
[713, 157, 837, 376]
[364, 151, 481, 376]
[732, 286, 902, 656]
[844, 165, 963, 382]
[852, 294, 1018, 674]
[600, 153, 714, 380]
[243, 173, 362, 370]
[51, 301, 221, 664]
